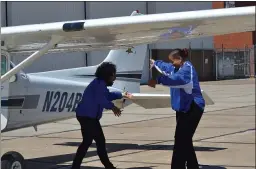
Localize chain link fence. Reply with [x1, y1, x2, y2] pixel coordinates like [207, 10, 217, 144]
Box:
[215, 46, 255, 80]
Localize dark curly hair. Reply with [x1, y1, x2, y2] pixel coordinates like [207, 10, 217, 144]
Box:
[95, 62, 116, 81]
[169, 48, 189, 60]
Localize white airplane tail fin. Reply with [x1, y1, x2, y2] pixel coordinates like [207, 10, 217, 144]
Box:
[102, 44, 148, 93]
[97, 10, 147, 93]
[70, 43, 148, 93]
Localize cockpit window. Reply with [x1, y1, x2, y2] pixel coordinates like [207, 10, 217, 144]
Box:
[1, 55, 7, 76]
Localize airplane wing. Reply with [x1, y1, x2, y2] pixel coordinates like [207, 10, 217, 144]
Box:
[1, 6, 255, 55]
[113, 90, 214, 109]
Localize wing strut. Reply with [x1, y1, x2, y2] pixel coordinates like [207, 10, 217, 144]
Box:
[1, 35, 64, 82]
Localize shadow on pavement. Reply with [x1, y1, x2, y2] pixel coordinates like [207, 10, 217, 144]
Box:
[200, 165, 227, 169]
[73, 166, 155, 169]
[24, 142, 226, 169]
[54, 166, 155, 169]
[126, 167, 155, 169]
[55, 142, 226, 152]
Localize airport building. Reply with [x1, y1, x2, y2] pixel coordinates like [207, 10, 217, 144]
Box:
[1, 1, 255, 83]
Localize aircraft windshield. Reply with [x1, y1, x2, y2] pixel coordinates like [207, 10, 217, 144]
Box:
[1, 55, 7, 76]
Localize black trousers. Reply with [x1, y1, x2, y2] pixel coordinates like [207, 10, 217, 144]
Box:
[171, 102, 203, 169]
[71, 116, 115, 169]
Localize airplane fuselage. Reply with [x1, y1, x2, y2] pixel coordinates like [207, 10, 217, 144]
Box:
[1, 74, 127, 132]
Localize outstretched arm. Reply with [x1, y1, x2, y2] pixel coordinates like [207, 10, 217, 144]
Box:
[157, 65, 192, 87]
[108, 91, 123, 101]
[96, 84, 115, 110]
[108, 90, 133, 101]
[153, 60, 174, 73]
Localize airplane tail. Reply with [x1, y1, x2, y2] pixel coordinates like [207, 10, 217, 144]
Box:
[30, 43, 148, 93]
[93, 10, 147, 93]
[102, 44, 148, 93]
[72, 43, 148, 93]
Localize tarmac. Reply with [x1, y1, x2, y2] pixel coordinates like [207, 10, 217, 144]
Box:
[1, 78, 255, 169]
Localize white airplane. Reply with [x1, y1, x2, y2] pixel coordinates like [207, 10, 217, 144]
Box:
[1, 6, 255, 169]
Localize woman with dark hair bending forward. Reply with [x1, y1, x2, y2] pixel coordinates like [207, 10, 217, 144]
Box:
[71, 62, 132, 169]
[148, 48, 205, 169]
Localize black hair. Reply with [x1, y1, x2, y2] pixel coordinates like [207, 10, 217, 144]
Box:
[95, 62, 117, 81]
[169, 48, 189, 60]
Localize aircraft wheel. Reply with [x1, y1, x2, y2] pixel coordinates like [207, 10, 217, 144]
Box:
[1, 151, 25, 169]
